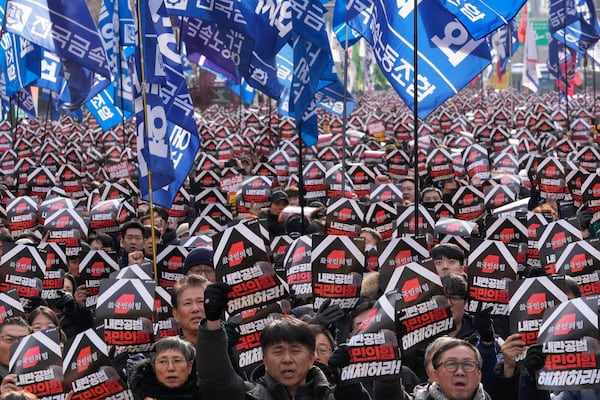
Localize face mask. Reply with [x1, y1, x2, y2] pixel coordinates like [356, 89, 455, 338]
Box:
[365, 245, 376, 252]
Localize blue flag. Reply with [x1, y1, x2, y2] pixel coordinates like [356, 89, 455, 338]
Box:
[85, 83, 124, 130]
[332, 0, 361, 48]
[182, 17, 250, 82]
[496, 19, 519, 79]
[4, 0, 110, 78]
[346, 0, 491, 119]
[437, 0, 526, 40]
[314, 79, 356, 117]
[134, 0, 200, 208]
[0, 73, 10, 118]
[0, 33, 41, 96]
[16, 87, 37, 119]
[227, 78, 255, 105]
[549, 0, 600, 53]
[34, 50, 65, 93]
[98, 0, 134, 118]
[167, 0, 284, 99]
[289, 0, 341, 146]
[547, 37, 580, 97]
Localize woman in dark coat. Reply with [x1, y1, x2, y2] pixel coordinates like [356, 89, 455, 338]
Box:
[128, 336, 204, 400]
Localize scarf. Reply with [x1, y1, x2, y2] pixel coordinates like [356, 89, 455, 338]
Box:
[427, 382, 487, 400]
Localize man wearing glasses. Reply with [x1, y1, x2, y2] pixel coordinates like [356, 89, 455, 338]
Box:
[0, 317, 31, 381]
[417, 337, 491, 400]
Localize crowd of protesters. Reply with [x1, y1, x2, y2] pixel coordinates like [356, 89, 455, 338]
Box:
[0, 87, 598, 400]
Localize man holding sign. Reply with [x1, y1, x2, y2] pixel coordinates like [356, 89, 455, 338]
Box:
[196, 283, 370, 400]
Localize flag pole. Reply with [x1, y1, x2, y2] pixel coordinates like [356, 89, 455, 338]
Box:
[297, 122, 306, 235]
[134, 0, 159, 280]
[412, 0, 420, 235]
[341, 12, 350, 198]
[508, 21, 515, 130]
[562, 0, 570, 128]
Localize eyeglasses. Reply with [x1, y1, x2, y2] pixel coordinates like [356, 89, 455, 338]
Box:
[154, 357, 189, 368]
[316, 346, 333, 357]
[0, 334, 28, 345]
[436, 359, 480, 373]
[189, 266, 215, 276]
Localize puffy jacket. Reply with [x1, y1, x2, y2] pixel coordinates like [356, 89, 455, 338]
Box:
[196, 321, 371, 400]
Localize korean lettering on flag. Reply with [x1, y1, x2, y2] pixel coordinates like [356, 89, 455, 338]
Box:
[16, 87, 36, 119]
[133, 0, 200, 207]
[0, 32, 40, 96]
[4, 0, 110, 79]
[167, 0, 285, 99]
[437, 0, 527, 40]
[346, 0, 491, 119]
[549, 0, 600, 52]
[85, 83, 124, 131]
[182, 17, 252, 82]
[98, 0, 134, 117]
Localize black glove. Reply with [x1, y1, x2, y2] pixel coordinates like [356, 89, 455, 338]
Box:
[473, 307, 494, 343]
[395, 309, 408, 341]
[576, 208, 594, 230]
[204, 282, 232, 321]
[328, 344, 351, 383]
[313, 299, 345, 329]
[524, 344, 545, 376]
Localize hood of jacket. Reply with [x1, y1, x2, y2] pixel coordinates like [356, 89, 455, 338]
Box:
[248, 363, 333, 400]
[128, 357, 202, 400]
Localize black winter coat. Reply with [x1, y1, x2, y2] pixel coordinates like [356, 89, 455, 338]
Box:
[128, 357, 204, 400]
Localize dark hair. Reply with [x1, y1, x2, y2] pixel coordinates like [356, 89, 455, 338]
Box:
[120, 220, 145, 238]
[0, 316, 32, 335]
[152, 336, 195, 362]
[0, 227, 14, 243]
[432, 338, 482, 370]
[88, 232, 114, 250]
[424, 336, 455, 371]
[143, 226, 161, 240]
[64, 273, 77, 290]
[430, 243, 465, 264]
[421, 186, 442, 200]
[360, 227, 382, 244]
[27, 306, 60, 328]
[260, 317, 315, 353]
[147, 207, 169, 223]
[172, 275, 209, 309]
[308, 324, 335, 349]
[441, 273, 468, 299]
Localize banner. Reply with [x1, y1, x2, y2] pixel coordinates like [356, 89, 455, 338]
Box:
[536, 296, 600, 390]
[508, 276, 568, 346]
[63, 328, 132, 399]
[214, 219, 287, 314]
[0, 244, 45, 301]
[467, 239, 519, 315]
[230, 304, 288, 375]
[311, 235, 364, 310]
[284, 236, 313, 301]
[95, 278, 155, 352]
[10, 328, 64, 400]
